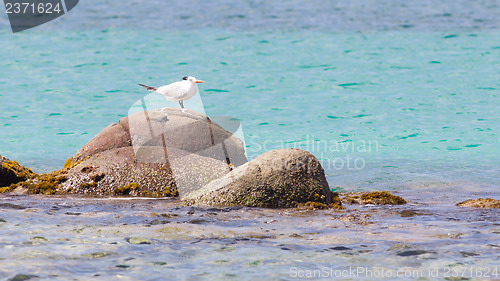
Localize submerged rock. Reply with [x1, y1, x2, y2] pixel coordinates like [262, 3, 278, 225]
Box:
[456, 198, 500, 208]
[0, 155, 36, 189]
[342, 191, 406, 205]
[9, 274, 39, 281]
[396, 250, 432, 257]
[126, 237, 152, 244]
[7, 170, 69, 195]
[183, 148, 336, 208]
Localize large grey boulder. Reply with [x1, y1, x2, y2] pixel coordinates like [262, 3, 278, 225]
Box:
[61, 108, 247, 196]
[71, 108, 247, 167]
[183, 148, 334, 208]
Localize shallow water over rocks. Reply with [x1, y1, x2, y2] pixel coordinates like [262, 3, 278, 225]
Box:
[1, 188, 498, 280]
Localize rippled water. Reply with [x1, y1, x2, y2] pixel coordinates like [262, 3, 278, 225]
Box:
[1, 191, 499, 280]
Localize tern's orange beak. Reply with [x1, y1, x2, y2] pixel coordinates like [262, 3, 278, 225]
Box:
[195, 80, 204, 83]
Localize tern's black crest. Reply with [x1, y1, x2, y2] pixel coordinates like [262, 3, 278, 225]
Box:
[182, 76, 188, 80]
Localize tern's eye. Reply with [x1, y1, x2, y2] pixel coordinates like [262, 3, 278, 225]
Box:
[182, 76, 188, 80]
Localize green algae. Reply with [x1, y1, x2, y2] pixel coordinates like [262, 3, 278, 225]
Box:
[214, 246, 235, 252]
[63, 157, 82, 170]
[1, 157, 73, 195]
[63, 157, 73, 170]
[396, 250, 432, 256]
[9, 274, 39, 281]
[6, 172, 68, 195]
[162, 186, 179, 197]
[1, 160, 36, 181]
[126, 237, 151, 244]
[343, 191, 407, 205]
[150, 212, 178, 218]
[23, 173, 68, 195]
[247, 260, 263, 267]
[303, 201, 330, 209]
[80, 181, 98, 189]
[151, 261, 167, 266]
[3, 157, 85, 195]
[301, 201, 345, 210]
[297, 192, 344, 210]
[30, 236, 48, 242]
[82, 252, 115, 259]
[331, 193, 343, 209]
[400, 209, 417, 217]
[456, 198, 500, 208]
[114, 183, 139, 195]
[89, 173, 105, 182]
[0, 203, 26, 209]
[0, 159, 36, 191]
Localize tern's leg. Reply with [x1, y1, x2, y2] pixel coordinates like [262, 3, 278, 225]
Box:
[179, 101, 184, 108]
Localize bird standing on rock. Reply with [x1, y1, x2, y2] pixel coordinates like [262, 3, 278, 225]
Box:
[139, 76, 204, 108]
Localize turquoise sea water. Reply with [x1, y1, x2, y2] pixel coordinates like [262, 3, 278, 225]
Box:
[0, 0, 499, 192]
[1, 1, 499, 280]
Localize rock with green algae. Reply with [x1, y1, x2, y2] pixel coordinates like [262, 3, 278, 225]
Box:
[9, 274, 39, 281]
[6, 169, 69, 195]
[456, 198, 500, 208]
[0, 155, 36, 189]
[182, 148, 335, 208]
[60, 107, 247, 197]
[60, 146, 231, 196]
[342, 191, 406, 205]
[7, 108, 248, 197]
[126, 237, 151, 244]
[297, 193, 344, 210]
[114, 182, 139, 195]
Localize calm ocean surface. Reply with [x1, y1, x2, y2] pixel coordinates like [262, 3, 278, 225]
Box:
[0, 0, 499, 192]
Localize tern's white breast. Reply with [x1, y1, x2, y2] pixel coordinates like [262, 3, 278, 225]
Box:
[156, 81, 198, 101]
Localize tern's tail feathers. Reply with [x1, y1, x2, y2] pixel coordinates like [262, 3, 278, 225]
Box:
[138, 84, 158, 92]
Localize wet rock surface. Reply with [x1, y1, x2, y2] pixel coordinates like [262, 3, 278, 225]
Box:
[3, 108, 246, 197]
[0, 156, 36, 188]
[184, 148, 336, 208]
[342, 191, 407, 205]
